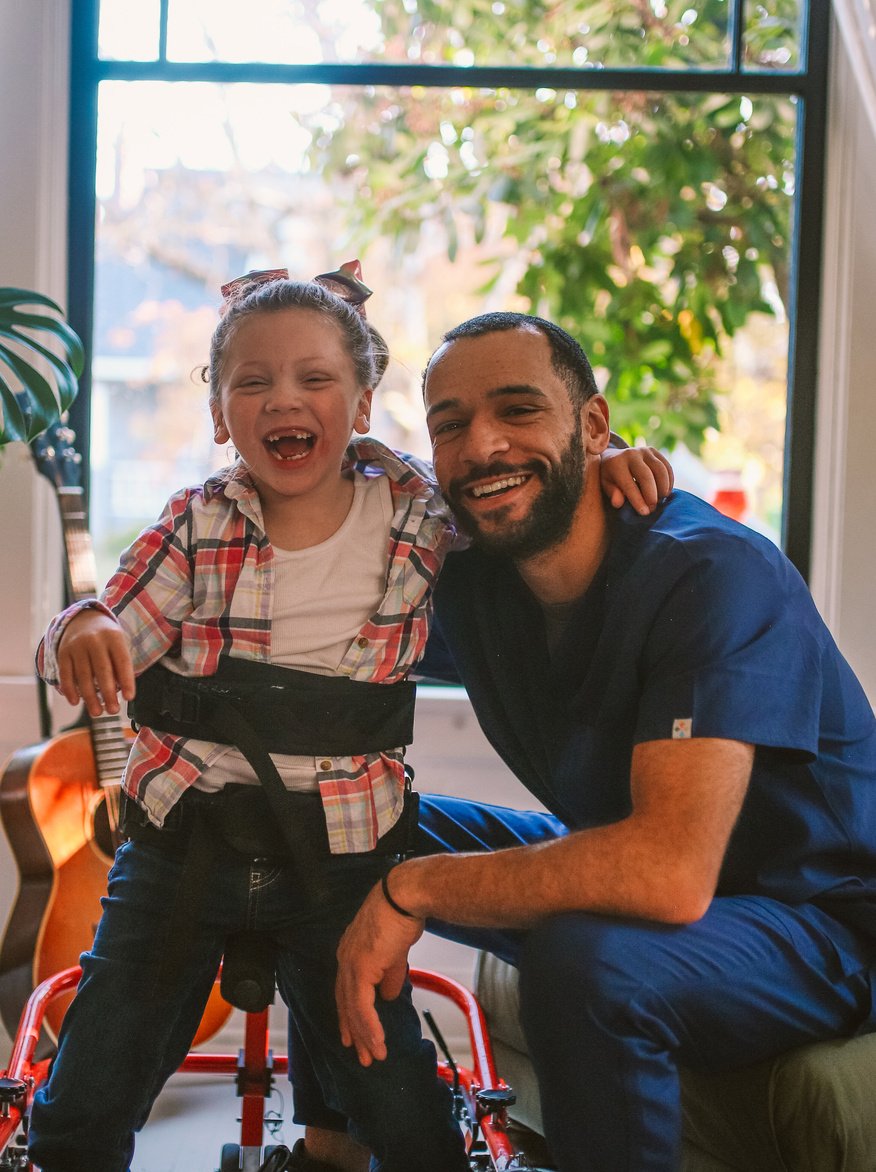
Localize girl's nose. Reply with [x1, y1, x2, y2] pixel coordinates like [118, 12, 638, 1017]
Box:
[265, 378, 302, 410]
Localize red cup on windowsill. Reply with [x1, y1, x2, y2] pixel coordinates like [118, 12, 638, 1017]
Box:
[710, 470, 747, 522]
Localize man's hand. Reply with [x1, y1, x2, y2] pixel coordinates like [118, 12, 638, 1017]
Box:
[600, 446, 674, 514]
[336, 875, 425, 1066]
[57, 609, 136, 717]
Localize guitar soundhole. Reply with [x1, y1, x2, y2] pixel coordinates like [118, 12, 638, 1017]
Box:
[91, 794, 123, 861]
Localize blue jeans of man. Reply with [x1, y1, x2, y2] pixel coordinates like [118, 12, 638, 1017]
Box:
[27, 791, 467, 1172]
[292, 794, 876, 1172]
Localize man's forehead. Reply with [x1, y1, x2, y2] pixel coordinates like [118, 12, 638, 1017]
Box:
[425, 324, 549, 396]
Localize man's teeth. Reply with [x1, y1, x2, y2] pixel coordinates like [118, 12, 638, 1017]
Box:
[470, 475, 528, 499]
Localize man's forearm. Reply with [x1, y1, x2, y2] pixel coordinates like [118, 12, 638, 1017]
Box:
[392, 737, 754, 929]
[390, 825, 701, 929]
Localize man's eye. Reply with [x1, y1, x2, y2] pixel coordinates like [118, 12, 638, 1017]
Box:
[431, 420, 462, 438]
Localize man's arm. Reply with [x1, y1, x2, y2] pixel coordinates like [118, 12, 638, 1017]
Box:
[336, 736, 754, 1065]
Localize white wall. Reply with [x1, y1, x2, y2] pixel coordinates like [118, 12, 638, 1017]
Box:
[1, 3, 874, 1066]
[810, 24, 876, 700]
[0, 0, 72, 1059]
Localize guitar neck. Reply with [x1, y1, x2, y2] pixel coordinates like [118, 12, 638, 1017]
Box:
[91, 714, 133, 788]
[55, 487, 130, 789]
[56, 487, 98, 601]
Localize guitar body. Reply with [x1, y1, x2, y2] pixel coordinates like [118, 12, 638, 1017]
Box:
[0, 728, 232, 1048]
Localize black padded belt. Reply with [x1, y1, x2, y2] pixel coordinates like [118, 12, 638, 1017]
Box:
[130, 656, 416, 756]
[130, 656, 415, 878]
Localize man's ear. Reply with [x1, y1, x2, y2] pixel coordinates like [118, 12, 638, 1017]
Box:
[353, 388, 374, 435]
[582, 394, 611, 455]
[211, 405, 230, 445]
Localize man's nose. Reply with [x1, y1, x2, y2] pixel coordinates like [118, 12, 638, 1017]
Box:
[461, 417, 511, 464]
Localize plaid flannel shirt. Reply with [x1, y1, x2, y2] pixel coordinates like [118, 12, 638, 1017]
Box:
[38, 439, 458, 853]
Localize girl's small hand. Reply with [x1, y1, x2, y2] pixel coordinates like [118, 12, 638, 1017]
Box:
[56, 610, 136, 718]
[601, 446, 674, 515]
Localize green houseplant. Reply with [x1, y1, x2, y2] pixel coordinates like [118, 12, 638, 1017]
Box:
[0, 287, 83, 446]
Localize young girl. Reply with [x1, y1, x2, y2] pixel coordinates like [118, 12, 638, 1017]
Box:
[28, 268, 671, 1172]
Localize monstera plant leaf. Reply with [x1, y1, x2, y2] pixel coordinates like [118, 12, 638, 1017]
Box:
[0, 287, 83, 446]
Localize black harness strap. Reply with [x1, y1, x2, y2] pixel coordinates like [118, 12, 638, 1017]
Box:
[131, 657, 416, 757]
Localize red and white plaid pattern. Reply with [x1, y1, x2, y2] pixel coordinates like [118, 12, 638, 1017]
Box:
[39, 440, 458, 853]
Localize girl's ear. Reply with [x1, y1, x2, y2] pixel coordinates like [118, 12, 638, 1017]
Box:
[211, 405, 230, 445]
[353, 387, 374, 435]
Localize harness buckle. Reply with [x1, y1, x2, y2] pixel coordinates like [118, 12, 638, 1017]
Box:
[165, 682, 204, 726]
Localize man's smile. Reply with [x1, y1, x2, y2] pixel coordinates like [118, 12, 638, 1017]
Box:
[468, 473, 531, 500]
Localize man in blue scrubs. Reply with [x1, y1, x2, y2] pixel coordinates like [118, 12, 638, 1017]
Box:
[332, 312, 876, 1171]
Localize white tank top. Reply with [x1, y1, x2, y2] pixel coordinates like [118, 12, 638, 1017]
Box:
[269, 471, 392, 670]
[197, 472, 394, 792]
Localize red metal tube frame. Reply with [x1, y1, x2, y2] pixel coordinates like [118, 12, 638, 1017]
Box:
[1, 964, 520, 1168]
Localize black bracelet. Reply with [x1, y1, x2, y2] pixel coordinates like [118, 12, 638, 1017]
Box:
[381, 868, 417, 919]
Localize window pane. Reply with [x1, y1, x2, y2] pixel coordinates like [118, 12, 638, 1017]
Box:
[98, 0, 162, 61]
[166, 0, 383, 63]
[92, 78, 793, 582]
[743, 0, 802, 71]
[161, 0, 788, 70]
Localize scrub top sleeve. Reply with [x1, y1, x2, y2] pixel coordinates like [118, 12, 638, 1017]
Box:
[415, 616, 464, 685]
[632, 534, 824, 758]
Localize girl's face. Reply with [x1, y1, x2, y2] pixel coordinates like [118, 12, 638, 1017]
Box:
[211, 307, 372, 515]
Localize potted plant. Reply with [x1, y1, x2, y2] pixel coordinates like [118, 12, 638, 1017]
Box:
[0, 287, 83, 446]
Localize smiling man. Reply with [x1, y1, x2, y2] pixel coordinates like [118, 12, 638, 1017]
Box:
[331, 312, 876, 1172]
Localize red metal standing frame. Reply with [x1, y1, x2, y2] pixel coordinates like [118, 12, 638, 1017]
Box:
[1, 965, 527, 1171]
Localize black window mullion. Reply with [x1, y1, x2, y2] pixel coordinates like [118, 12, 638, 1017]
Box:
[729, 0, 745, 71]
[90, 58, 808, 96]
[781, 0, 831, 575]
[159, 0, 169, 62]
[66, 0, 102, 497]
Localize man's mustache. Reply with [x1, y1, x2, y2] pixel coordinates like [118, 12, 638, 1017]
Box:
[446, 460, 544, 500]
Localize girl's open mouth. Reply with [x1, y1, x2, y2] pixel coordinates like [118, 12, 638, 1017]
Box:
[264, 430, 315, 461]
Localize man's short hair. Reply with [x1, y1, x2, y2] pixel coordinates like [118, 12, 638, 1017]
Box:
[434, 311, 599, 408]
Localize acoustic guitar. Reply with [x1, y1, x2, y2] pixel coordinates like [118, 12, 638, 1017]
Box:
[0, 424, 231, 1049]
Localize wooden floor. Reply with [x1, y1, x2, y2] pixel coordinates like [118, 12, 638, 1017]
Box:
[132, 1066, 301, 1172]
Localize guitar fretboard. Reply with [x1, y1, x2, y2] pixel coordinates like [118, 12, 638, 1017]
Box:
[57, 487, 98, 599]
[92, 715, 134, 788]
[54, 483, 131, 792]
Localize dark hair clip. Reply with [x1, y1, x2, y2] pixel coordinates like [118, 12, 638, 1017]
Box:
[220, 267, 290, 305]
[314, 260, 372, 316]
[218, 261, 372, 318]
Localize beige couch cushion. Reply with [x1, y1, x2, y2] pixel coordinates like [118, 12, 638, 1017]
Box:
[474, 952, 876, 1172]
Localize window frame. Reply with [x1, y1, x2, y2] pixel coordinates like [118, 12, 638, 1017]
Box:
[67, 0, 831, 577]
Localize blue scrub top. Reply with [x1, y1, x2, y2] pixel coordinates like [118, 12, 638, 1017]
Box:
[422, 490, 876, 936]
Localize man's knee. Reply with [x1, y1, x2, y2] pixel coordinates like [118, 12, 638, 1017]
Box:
[518, 913, 675, 1036]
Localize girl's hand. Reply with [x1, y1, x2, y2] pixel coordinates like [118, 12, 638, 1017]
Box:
[56, 610, 136, 717]
[600, 446, 674, 515]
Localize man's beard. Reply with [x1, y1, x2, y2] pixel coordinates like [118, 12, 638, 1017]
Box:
[446, 422, 586, 561]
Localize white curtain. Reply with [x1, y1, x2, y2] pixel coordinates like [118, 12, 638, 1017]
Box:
[832, 0, 876, 139]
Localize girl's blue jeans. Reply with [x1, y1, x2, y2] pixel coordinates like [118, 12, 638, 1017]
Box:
[27, 790, 467, 1172]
